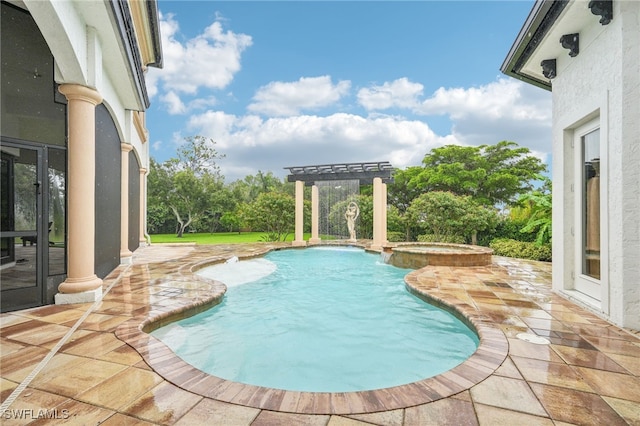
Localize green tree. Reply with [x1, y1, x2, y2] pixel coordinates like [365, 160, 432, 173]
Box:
[518, 180, 552, 245]
[167, 169, 223, 237]
[220, 211, 242, 233]
[406, 191, 498, 243]
[412, 141, 547, 206]
[228, 171, 286, 203]
[387, 166, 424, 239]
[147, 136, 225, 237]
[147, 158, 174, 234]
[240, 192, 297, 241]
[170, 135, 225, 177]
[387, 166, 424, 213]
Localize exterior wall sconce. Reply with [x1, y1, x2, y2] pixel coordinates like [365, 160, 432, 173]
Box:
[560, 33, 579, 57]
[541, 59, 557, 79]
[589, 0, 613, 25]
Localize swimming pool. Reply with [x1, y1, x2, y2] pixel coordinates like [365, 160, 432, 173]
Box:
[151, 246, 479, 392]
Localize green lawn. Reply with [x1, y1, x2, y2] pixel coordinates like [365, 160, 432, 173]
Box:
[149, 232, 314, 244]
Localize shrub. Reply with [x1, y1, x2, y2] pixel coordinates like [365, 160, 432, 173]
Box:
[477, 217, 535, 246]
[489, 238, 551, 262]
[417, 234, 466, 244]
[387, 231, 405, 242]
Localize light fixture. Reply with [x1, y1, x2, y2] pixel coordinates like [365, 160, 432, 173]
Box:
[589, 0, 613, 25]
[560, 33, 579, 57]
[541, 59, 557, 79]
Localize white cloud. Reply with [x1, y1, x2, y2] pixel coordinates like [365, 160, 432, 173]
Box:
[247, 76, 351, 116]
[416, 77, 549, 121]
[159, 92, 218, 116]
[145, 12, 252, 111]
[160, 91, 186, 115]
[357, 78, 424, 110]
[357, 77, 552, 154]
[179, 76, 552, 182]
[417, 78, 552, 153]
[187, 111, 452, 181]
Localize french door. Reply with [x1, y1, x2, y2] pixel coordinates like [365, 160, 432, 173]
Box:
[574, 119, 606, 303]
[1, 141, 66, 312]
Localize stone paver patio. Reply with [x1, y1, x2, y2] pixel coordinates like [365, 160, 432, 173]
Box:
[1, 242, 639, 425]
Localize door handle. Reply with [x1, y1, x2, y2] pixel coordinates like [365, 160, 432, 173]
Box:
[34, 181, 41, 195]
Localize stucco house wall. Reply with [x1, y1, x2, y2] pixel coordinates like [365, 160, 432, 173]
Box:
[552, 0, 640, 329]
[502, 0, 639, 330]
[0, 0, 161, 311]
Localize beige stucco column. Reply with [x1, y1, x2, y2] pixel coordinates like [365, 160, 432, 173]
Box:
[292, 180, 306, 247]
[371, 177, 384, 250]
[382, 182, 388, 245]
[309, 184, 321, 244]
[139, 167, 148, 246]
[120, 143, 133, 262]
[55, 84, 103, 303]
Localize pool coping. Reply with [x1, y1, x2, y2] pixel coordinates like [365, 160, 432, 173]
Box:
[114, 243, 509, 415]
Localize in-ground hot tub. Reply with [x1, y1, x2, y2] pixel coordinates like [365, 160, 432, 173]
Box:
[386, 243, 493, 268]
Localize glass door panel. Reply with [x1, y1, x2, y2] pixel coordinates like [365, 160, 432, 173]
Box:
[48, 148, 66, 275]
[582, 129, 600, 279]
[1, 144, 42, 310]
[576, 127, 601, 300]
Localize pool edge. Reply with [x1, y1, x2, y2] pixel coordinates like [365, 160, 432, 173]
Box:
[115, 244, 509, 415]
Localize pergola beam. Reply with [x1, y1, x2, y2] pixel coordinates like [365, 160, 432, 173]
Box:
[285, 161, 394, 185]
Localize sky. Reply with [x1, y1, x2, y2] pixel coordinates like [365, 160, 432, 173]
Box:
[145, 0, 552, 183]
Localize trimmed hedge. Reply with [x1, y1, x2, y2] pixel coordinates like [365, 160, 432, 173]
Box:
[417, 234, 466, 244]
[490, 238, 552, 262]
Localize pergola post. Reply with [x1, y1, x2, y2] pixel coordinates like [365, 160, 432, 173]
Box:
[309, 184, 321, 244]
[292, 180, 306, 247]
[371, 177, 384, 250]
[382, 181, 388, 246]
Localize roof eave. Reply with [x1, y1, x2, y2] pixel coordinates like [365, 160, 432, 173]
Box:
[108, 0, 150, 109]
[500, 0, 570, 92]
[146, 0, 163, 69]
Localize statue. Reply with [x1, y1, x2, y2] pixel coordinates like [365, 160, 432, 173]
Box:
[345, 201, 360, 241]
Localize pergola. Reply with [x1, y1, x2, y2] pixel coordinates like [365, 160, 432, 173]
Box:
[284, 161, 394, 249]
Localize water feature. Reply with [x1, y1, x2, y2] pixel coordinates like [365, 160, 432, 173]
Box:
[317, 179, 359, 239]
[152, 246, 479, 392]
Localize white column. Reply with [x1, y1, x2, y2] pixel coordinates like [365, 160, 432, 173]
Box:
[56, 84, 103, 303]
[371, 177, 384, 250]
[120, 143, 133, 263]
[309, 184, 321, 244]
[292, 180, 306, 247]
[382, 182, 388, 246]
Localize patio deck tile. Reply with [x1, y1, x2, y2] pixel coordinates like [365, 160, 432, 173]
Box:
[121, 381, 202, 425]
[1, 243, 639, 425]
[100, 413, 157, 425]
[529, 382, 628, 426]
[404, 397, 478, 426]
[28, 355, 127, 399]
[346, 408, 404, 426]
[468, 375, 547, 417]
[473, 404, 554, 426]
[173, 399, 259, 426]
[510, 355, 594, 392]
[75, 366, 163, 410]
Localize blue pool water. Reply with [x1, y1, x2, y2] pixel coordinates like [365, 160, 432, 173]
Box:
[151, 246, 479, 392]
